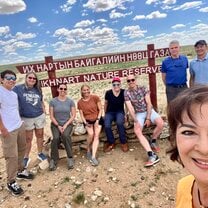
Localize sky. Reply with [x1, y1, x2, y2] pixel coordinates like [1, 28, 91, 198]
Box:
[0, 0, 208, 65]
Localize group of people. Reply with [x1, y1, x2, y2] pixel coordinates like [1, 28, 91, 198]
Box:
[0, 39, 208, 207]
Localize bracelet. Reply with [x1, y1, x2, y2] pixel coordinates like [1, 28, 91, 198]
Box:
[146, 118, 151, 121]
[96, 118, 99, 120]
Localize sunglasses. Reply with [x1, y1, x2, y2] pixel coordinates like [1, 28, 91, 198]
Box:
[127, 79, 135, 83]
[4, 75, 16, 81]
[59, 87, 67, 91]
[112, 83, 120, 87]
[28, 76, 37, 80]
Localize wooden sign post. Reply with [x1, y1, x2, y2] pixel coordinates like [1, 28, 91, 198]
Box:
[16, 44, 169, 109]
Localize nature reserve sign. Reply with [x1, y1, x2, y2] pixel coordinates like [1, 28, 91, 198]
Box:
[16, 48, 168, 74]
[40, 65, 162, 87]
[16, 44, 170, 108]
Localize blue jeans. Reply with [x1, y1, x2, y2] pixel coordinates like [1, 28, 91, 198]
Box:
[104, 112, 127, 144]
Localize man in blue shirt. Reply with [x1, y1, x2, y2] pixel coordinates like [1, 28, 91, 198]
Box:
[161, 40, 188, 103]
[189, 40, 208, 86]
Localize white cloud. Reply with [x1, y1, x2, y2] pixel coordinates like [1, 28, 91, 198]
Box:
[190, 23, 208, 30]
[173, 1, 203, 11]
[60, 0, 76, 13]
[133, 15, 146, 20]
[3, 41, 32, 54]
[0, 26, 10, 36]
[145, 0, 159, 5]
[28, 17, 38, 23]
[53, 41, 85, 53]
[83, 0, 133, 12]
[109, 9, 132, 19]
[54, 26, 118, 43]
[199, 7, 208, 12]
[15, 32, 36, 40]
[146, 10, 167, 19]
[163, 0, 176, 4]
[74, 20, 95, 28]
[122, 25, 147, 39]
[171, 24, 186, 29]
[0, 0, 26, 14]
[97, 19, 108, 23]
[133, 11, 167, 20]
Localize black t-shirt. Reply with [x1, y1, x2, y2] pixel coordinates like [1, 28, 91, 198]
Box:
[105, 89, 125, 113]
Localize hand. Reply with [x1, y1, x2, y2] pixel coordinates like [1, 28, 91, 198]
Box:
[58, 125, 64, 134]
[0, 127, 9, 137]
[144, 119, 151, 127]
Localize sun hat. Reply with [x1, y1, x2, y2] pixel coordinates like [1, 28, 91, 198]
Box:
[112, 77, 121, 83]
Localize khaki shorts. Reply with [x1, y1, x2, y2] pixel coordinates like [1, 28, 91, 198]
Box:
[22, 113, 46, 130]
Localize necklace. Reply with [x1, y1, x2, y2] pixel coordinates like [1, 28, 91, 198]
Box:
[198, 189, 208, 208]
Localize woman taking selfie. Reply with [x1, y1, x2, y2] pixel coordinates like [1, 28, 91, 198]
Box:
[168, 85, 208, 207]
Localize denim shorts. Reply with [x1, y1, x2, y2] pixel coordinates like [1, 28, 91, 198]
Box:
[135, 109, 160, 128]
[22, 113, 46, 130]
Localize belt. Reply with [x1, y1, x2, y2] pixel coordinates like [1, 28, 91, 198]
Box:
[167, 84, 187, 88]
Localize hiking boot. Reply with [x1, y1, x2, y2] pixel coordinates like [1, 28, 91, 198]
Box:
[121, 143, 129, 152]
[104, 143, 116, 153]
[7, 181, 23, 196]
[23, 157, 31, 168]
[37, 152, 47, 161]
[49, 159, 57, 171]
[86, 151, 92, 160]
[67, 157, 74, 169]
[144, 154, 160, 167]
[150, 142, 160, 153]
[90, 157, 99, 166]
[16, 169, 34, 180]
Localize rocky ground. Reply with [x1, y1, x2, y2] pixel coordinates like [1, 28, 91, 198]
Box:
[0, 132, 187, 208]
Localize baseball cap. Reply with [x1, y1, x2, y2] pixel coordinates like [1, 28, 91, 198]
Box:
[194, 40, 207, 47]
[112, 77, 121, 83]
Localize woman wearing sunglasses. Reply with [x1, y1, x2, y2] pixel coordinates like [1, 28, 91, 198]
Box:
[104, 77, 128, 153]
[13, 72, 47, 168]
[49, 84, 76, 171]
[77, 84, 103, 166]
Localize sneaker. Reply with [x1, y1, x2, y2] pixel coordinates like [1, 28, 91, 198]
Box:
[144, 154, 160, 167]
[23, 157, 31, 168]
[67, 157, 74, 169]
[7, 181, 23, 196]
[121, 143, 129, 152]
[37, 152, 47, 161]
[150, 142, 160, 153]
[49, 159, 57, 171]
[104, 143, 116, 153]
[86, 151, 92, 160]
[16, 169, 34, 180]
[90, 157, 99, 166]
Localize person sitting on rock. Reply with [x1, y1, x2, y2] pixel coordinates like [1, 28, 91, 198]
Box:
[104, 77, 129, 153]
[49, 84, 76, 171]
[124, 75, 164, 167]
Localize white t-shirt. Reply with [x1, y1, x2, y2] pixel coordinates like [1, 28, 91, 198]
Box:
[0, 86, 23, 132]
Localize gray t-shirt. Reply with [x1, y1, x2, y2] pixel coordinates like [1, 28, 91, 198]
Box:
[49, 97, 75, 126]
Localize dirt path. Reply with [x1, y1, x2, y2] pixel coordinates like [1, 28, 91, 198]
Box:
[0, 138, 187, 208]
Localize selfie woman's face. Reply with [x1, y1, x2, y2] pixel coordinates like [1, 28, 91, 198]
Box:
[176, 103, 208, 184]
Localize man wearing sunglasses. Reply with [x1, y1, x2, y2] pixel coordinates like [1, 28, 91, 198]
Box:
[104, 77, 129, 153]
[161, 40, 188, 103]
[0, 70, 34, 196]
[124, 75, 164, 167]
